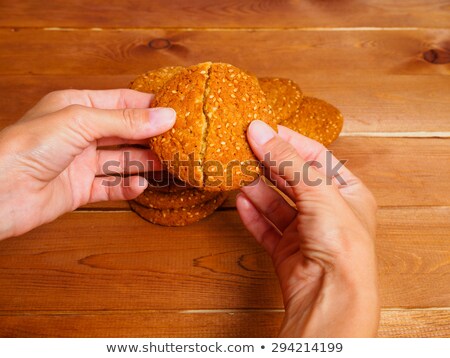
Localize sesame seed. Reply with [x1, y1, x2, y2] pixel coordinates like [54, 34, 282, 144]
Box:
[200, 70, 207, 74]
[185, 111, 190, 116]
[221, 141, 226, 145]
[230, 94, 236, 99]
[217, 125, 222, 129]
[171, 90, 177, 94]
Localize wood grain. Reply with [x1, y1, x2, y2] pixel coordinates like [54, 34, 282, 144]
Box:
[1, 29, 449, 76]
[0, 208, 448, 312]
[1, 74, 449, 133]
[1, 0, 449, 28]
[0, 309, 448, 338]
[79, 137, 450, 210]
[0, 0, 449, 339]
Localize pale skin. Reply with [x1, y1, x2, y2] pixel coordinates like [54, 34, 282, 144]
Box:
[0, 89, 379, 337]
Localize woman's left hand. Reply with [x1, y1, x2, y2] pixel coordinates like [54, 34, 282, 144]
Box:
[0, 89, 176, 240]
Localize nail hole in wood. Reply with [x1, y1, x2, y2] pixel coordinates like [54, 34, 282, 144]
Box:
[148, 38, 172, 50]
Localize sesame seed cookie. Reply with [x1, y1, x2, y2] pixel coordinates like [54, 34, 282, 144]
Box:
[150, 62, 277, 191]
[281, 97, 344, 146]
[129, 193, 228, 227]
[134, 185, 220, 210]
[142, 170, 191, 194]
[129, 66, 184, 94]
[259, 77, 303, 123]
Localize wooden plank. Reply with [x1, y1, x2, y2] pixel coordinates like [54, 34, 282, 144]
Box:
[80, 137, 450, 209]
[0, 29, 449, 76]
[0, 309, 448, 338]
[378, 309, 450, 338]
[0, 208, 448, 311]
[1, 0, 449, 28]
[1, 75, 449, 133]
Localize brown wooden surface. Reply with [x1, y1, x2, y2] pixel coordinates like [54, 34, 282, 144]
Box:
[0, 208, 448, 311]
[2, 75, 450, 133]
[2, 29, 450, 77]
[1, 0, 449, 28]
[0, 0, 449, 338]
[0, 310, 448, 338]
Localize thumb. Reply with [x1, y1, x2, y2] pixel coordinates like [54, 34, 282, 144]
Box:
[247, 120, 332, 200]
[58, 104, 176, 141]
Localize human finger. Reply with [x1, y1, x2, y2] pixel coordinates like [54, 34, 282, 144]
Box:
[96, 148, 162, 176]
[88, 175, 148, 203]
[21, 89, 154, 121]
[247, 120, 334, 202]
[240, 177, 297, 232]
[236, 192, 282, 257]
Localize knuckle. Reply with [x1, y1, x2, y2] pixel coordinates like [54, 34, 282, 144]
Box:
[63, 104, 86, 124]
[121, 108, 144, 132]
[270, 140, 296, 161]
[268, 141, 299, 170]
[263, 196, 283, 217]
[42, 89, 75, 104]
[64, 103, 84, 116]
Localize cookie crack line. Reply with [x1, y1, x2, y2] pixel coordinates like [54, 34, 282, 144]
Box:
[200, 63, 213, 187]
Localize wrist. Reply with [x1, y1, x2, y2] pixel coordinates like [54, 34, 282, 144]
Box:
[279, 264, 380, 338]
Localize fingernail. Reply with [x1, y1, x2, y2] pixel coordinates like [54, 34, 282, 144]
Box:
[249, 120, 276, 146]
[149, 107, 176, 130]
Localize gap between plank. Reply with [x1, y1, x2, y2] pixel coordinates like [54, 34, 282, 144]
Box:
[2, 26, 449, 32]
[0, 307, 448, 317]
[341, 132, 450, 138]
[74, 205, 450, 213]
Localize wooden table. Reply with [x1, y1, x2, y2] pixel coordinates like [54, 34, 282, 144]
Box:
[0, 1, 449, 337]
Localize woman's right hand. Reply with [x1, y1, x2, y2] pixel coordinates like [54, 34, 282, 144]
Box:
[237, 121, 379, 337]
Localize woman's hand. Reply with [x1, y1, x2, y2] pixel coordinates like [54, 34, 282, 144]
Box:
[0, 89, 175, 240]
[237, 120, 379, 337]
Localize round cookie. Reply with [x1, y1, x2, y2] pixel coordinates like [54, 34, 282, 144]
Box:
[150, 62, 277, 192]
[129, 66, 183, 94]
[259, 77, 303, 123]
[130, 193, 228, 227]
[134, 186, 220, 210]
[281, 97, 344, 146]
[142, 170, 191, 194]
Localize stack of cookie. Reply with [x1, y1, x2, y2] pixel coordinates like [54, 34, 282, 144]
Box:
[129, 171, 228, 227]
[127, 62, 344, 226]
